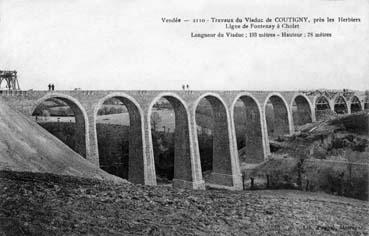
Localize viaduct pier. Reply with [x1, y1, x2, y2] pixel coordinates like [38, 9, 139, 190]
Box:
[1, 89, 367, 190]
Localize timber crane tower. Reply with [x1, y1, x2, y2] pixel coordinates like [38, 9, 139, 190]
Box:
[0, 70, 20, 90]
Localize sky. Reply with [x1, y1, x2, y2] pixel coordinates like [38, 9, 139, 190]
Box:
[0, 0, 368, 91]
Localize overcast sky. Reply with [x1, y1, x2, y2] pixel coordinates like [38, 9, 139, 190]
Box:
[0, 0, 368, 90]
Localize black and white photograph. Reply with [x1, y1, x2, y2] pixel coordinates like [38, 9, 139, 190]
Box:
[0, 0, 368, 235]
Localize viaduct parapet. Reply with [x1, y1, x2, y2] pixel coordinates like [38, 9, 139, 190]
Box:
[1, 90, 367, 190]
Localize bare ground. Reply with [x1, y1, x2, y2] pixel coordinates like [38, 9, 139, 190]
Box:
[0, 100, 123, 184]
[0, 171, 368, 236]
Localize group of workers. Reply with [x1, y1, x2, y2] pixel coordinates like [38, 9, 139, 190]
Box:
[182, 84, 190, 90]
[48, 84, 55, 91]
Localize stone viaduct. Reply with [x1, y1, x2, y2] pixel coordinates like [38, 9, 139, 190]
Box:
[1, 90, 367, 190]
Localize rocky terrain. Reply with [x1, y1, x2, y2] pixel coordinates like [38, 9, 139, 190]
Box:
[242, 111, 369, 200]
[270, 111, 369, 162]
[1, 170, 368, 235]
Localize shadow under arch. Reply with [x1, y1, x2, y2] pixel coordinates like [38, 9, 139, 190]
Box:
[94, 92, 146, 184]
[31, 93, 89, 158]
[350, 96, 362, 113]
[264, 93, 291, 138]
[232, 92, 265, 163]
[290, 93, 313, 128]
[193, 93, 234, 186]
[334, 95, 348, 114]
[148, 92, 195, 187]
[365, 96, 369, 110]
[314, 95, 331, 121]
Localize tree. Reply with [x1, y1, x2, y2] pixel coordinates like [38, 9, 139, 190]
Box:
[151, 112, 162, 131]
[41, 109, 50, 117]
[33, 103, 48, 116]
[109, 107, 117, 114]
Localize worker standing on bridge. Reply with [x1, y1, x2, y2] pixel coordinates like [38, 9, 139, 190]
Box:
[51, 84, 55, 91]
[48, 84, 51, 91]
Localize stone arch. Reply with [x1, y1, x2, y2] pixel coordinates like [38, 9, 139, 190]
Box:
[290, 94, 313, 128]
[193, 93, 235, 186]
[264, 93, 292, 138]
[231, 92, 265, 163]
[314, 95, 332, 121]
[148, 93, 198, 188]
[333, 95, 348, 114]
[350, 96, 362, 113]
[94, 92, 146, 184]
[31, 93, 89, 158]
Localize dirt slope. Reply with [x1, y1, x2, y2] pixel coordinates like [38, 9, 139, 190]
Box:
[1, 171, 367, 235]
[0, 100, 123, 183]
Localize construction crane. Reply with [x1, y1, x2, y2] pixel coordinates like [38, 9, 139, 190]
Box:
[0, 70, 20, 90]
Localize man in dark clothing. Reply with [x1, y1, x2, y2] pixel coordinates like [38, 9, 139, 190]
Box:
[48, 84, 51, 90]
[51, 84, 55, 91]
